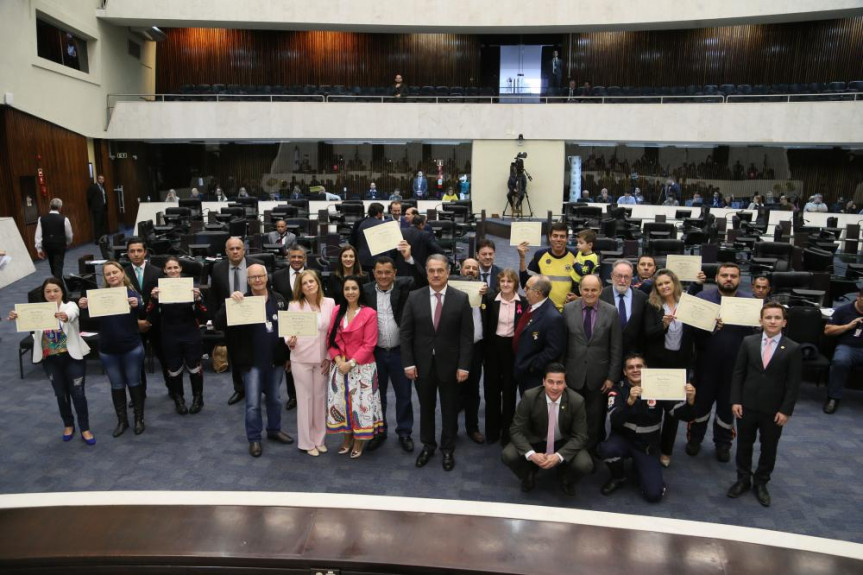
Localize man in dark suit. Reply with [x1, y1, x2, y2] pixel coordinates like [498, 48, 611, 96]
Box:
[124, 236, 165, 397]
[600, 259, 648, 356]
[265, 220, 297, 248]
[476, 238, 502, 292]
[727, 302, 801, 507]
[411, 170, 428, 199]
[401, 254, 473, 471]
[502, 362, 593, 496]
[563, 274, 622, 452]
[269, 244, 308, 410]
[400, 214, 445, 279]
[514, 275, 566, 393]
[355, 202, 386, 272]
[86, 174, 108, 243]
[363, 255, 418, 453]
[209, 236, 262, 405]
[549, 50, 563, 91]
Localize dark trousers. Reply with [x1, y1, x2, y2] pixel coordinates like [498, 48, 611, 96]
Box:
[688, 371, 735, 448]
[375, 346, 414, 437]
[573, 385, 607, 452]
[501, 439, 593, 484]
[598, 433, 665, 502]
[42, 353, 89, 431]
[735, 408, 783, 485]
[416, 357, 458, 453]
[459, 340, 483, 434]
[484, 335, 516, 443]
[228, 346, 245, 394]
[91, 209, 106, 242]
[45, 247, 65, 281]
[283, 369, 297, 400]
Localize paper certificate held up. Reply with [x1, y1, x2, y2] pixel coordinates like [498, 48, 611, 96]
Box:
[448, 280, 484, 307]
[510, 222, 543, 246]
[15, 302, 59, 332]
[364, 220, 403, 256]
[720, 296, 763, 327]
[675, 292, 720, 332]
[225, 296, 266, 326]
[640, 368, 687, 401]
[278, 311, 319, 337]
[86, 287, 130, 318]
[158, 277, 194, 304]
[665, 255, 702, 282]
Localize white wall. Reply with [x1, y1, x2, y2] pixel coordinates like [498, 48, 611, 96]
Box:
[0, 0, 155, 138]
[472, 140, 565, 218]
[98, 0, 863, 32]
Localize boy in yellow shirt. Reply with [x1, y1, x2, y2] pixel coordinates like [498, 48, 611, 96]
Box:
[571, 229, 599, 294]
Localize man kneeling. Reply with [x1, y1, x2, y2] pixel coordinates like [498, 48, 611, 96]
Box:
[598, 354, 696, 502]
[502, 363, 593, 496]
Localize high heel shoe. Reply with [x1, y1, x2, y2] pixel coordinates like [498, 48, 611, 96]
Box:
[350, 440, 366, 459]
[338, 436, 353, 454]
[62, 426, 75, 442]
[81, 431, 96, 446]
[316, 444, 328, 453]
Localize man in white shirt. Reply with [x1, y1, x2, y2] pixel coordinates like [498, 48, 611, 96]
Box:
[803, 194, 828, 212]
[35, 198, 73, 281]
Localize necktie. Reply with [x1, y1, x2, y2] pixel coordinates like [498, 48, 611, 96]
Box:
[136, 267, 143, 289]
[584, 306, 593, 341]
[762, 338, 774, 369]
[481, 272, 489, 286]
[433, 292, 443, 331]
[546, 402, 557, 455]
[618, 293, 628, 329]
[233, 267, 240, 294]
[512, 308, 533, 352]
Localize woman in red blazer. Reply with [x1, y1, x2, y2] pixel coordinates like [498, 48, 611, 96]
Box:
[326, 276, 384, 458]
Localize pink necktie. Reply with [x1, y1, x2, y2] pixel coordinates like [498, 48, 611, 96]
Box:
[762, 338, 774, 369]
[546, 402, 557, 455]
[433, 292, 442, 331]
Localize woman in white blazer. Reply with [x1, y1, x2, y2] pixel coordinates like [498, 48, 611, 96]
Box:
[8, 278, 94, 445]
[286, 270, 335, 456]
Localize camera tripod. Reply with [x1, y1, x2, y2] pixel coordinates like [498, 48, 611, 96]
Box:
[502, 174, 534, 219]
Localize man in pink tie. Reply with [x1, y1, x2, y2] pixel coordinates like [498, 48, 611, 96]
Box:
[502, 363, 593, 496]
[727, 302, 802, 507]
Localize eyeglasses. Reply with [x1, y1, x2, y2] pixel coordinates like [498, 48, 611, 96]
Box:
[248, 275, 267, 281]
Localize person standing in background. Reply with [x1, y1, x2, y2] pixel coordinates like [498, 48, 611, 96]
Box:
[35, 198, 73, 282]
[550, 50, 563, 91]
[86, 174, 108, 244]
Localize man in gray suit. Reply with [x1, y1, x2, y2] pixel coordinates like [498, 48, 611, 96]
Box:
[502, 362, 593, 496]
[563, 274, 622, 451]
[266, 220, 297, 248]
[401, 254, 474, 471]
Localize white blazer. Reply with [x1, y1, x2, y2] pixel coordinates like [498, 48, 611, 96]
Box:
[30, 301, 91, 363]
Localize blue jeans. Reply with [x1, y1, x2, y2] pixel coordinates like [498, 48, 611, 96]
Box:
[243, 364, 284, 442]
[100, 344, 145, 391]
[828, 345, 863, 400]
[374, 346, 414, 438]
[42, 353, 89, 431]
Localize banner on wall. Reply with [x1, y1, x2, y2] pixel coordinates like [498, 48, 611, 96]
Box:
[569, 156, 582, 203]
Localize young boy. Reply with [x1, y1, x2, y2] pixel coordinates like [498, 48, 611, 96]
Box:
[727, 302, 801, 507]
[571, 229, 599, 294]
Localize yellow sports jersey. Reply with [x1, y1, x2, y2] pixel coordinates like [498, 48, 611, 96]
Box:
[571, 251, 599, 284]
[523, 248, 578, 311]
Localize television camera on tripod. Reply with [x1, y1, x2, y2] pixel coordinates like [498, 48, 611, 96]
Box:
[504, 152, 534, 218]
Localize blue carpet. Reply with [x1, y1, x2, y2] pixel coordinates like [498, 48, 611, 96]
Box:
[0, 238, 861, 544]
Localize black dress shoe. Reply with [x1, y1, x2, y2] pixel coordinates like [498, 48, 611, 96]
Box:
[560, 481, 577, 497]
[249, 442, 262, 457]
[685, 439, 701, 456]
[715, 445, 731, 463]
[399, 436, 415, 453]
[601, 477, 626, 496]
[285, 397, 297, 411]
[266, 431, 295, 444]
[521, 469, 536, 493]
[227, 391, 245, 405]
[416, 448, 434, 468]
[442, 452, 455, 471]
[366, 434, 387, 452]
[727, 480, 751, 498]
[823, 398, 839, 414]
[468, 431, 486, 444]
[754, 483, 771, 507]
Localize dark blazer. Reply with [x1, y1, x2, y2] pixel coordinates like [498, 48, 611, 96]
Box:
[600, 285, 648, 355]
[363, 276, 415, 328]
[562, 298, 622, 391]
[209, 256, 263, 314]
[401, 225, 445, 273]
[479, 264, 503, 292]
[214, 289, 290, 370]
[730, 334, 802, 416]
[86, 182, 107, 214]
[400, 285, 473, 381]
[514, 299, 566, 390]
[483, 292, 528, 340]
[270, 266, 309, 303]
[642, 302, 695, 370]
[509, 386, 588, 463]
[124, 263, 162, 305]
[356, 216, 385, 268]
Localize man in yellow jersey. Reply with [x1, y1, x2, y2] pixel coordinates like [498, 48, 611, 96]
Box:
[518, 222, 577, 311]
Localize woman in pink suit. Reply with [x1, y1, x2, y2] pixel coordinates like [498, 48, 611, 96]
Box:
[286, 270, 335, 457]
[326, 275, 384, 458]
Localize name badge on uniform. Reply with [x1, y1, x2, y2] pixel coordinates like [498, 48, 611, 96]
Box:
[647, 399, 657, 408]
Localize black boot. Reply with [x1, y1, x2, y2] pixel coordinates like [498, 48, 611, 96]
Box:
[130, 385, 146, 435]
[111, 389, 129, 437]
[170, 374, 188, 415]
[188, 371, 204, 414]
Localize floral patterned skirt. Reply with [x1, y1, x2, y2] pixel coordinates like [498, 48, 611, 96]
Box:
[326, 362, 384, 440]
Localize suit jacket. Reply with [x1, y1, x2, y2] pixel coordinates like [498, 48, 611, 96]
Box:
[86, 182, 107, 214]
[265, 230, 297, 247]
[209, 256, 262, 314]
[362, 277, 415, 328]
[270, 266, 306, 303]
[600, 285, 648, 355]
[483, 292, 528, 340]
[356, 217, 385, 268]
[125, 263, 162, 305]
[401, 225, 445, 276]
[478, 264, 502, 292]
[510, 387, 588, 463]
[327, 305, 378, 365]
[400, 285, 473, 382]
[730, 334, 801, 416]
[563, 299, 622, 391]
[412, 177, 428, 197]
[514, 299, 566, 390]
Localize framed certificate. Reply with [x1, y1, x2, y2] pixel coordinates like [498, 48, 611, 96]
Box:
[665, 255, 702, 282]
[86, 287, 130, 318]
[158, 277, 194, 304]
[225, 296, 266, 326]
[278, 311, 319, 337]
[675, 292, 720, 332]
[364, 220, 403, 256]
[448, 280, 484, 307]
[640, 368, 687, 401]
[720, 296, 763, 327]
[14, 302, 59, 332]
[510, 222, 543, 246]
